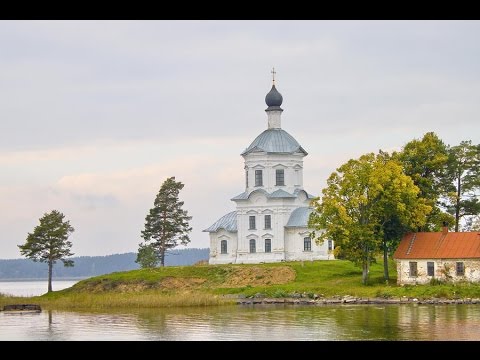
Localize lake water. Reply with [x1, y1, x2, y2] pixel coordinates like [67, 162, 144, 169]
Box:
[1, 303, 480, 341]
[0, 280, 80, 297]
[2, 281, 480, 340]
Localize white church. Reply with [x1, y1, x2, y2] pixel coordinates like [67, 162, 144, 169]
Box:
[204, 72, 334, 264]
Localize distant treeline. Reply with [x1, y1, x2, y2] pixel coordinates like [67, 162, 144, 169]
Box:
[0, 248, 209, 280]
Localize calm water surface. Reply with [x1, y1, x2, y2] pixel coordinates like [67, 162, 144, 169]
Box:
[2, 304, 480, 341]
[0, 280, 80, 297]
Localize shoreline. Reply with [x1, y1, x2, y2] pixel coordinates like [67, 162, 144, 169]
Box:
[236, 295, 480, 306]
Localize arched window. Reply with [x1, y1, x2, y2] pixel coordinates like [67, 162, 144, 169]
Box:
[304, 237, 312, 252]
[249, 239, 256, 253]
[220, 240, 227, 254]
[265, 239, 271, 253]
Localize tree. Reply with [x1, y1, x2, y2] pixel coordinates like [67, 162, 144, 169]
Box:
[135, 243, 159, 268]
[139, 177, 192, 267]
[442, 141, 480, 231]
[465, 215, 480, 231]
[309, 153, 431, 285]
[395, 132, 452, 231]
[18, 210, 75, 293]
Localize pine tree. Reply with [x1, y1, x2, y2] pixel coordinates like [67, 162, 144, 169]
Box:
[443, 141, 480, 231]
[18, 210, 75, 293]
[139, 177, 192, 267]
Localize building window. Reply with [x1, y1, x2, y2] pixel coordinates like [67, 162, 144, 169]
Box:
[249, 216, 256, 230]
[276, 169, 285, 186]
[409, 262, 417, 277]
[427, 262, 434, 276]
[249, 239, 256, 253]
[220, 240, 227, 254]
[255, 170, 263, 187]
[328, 240, 333, 251]
[245, 170, 248, 188]
[294, 169, 300, 186]
[304, 237, 312, 252]
[265, 239, 271, 253]
[264, 215, 271, 229]
[456, 262, 464, 276]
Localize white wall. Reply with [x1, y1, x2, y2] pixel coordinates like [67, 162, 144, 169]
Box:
[284, 228, 334, 261]
[244, 152, 305, 194]
[209, 229, 238, 265]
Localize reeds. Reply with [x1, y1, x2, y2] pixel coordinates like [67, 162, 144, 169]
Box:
[1, 291, 233, 310]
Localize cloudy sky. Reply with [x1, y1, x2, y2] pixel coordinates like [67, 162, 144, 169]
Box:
[1, 20, 479, 259]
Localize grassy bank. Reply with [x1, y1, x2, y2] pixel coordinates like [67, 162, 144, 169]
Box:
[2, 260, 480, 309]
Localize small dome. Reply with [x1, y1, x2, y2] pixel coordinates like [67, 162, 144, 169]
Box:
[265, 85, 283, 108]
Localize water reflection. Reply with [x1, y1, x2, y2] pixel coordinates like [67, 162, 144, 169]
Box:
[1, 304, 480, 341]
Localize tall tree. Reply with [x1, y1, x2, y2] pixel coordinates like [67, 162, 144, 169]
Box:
[139, 177, 192, 267]
[442, 141, 480, 231]
[309, 153, 431, 285]
[18, 210, 75, 293]
[395, 132, 452, 231]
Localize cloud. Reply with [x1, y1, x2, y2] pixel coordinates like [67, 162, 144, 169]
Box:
[1, 20, 479, 259]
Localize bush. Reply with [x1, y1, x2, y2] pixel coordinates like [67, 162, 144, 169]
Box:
[429, 278, 445, 286]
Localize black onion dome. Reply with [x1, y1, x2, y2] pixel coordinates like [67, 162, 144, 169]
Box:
[265, 85, 283, 110]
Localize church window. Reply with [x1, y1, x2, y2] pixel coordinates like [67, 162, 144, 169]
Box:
[220, 240, 227, 254]
[328, 240, 333, 251]
[276, 169, 285, 186]
[249, 239, 256, 253]
[265, 239, 271, 253]
[245, 170, 248, 188]
[249, 216, 256, 230]
[294, 169, 300, 186]
[304, 237, 312, 252]
[264, 215, 271, 229]
[255, 170, 263, 187]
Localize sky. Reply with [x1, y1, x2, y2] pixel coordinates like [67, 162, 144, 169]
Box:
[1, 20, 479, 259]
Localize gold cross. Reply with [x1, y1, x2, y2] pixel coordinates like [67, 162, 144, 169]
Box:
[271, 67, 276, 84]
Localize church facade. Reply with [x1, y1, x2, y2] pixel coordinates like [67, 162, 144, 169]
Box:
[204, 75, 334, 264]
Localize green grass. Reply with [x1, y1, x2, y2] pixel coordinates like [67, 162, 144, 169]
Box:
[2, 260, 480, 310]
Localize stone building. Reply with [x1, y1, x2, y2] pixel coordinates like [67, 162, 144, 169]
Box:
[394, 226, 480, 284]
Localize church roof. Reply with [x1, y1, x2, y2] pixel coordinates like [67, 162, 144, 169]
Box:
[269, 189, 297, 198]
[241, 129, 308, 156]
[293, 188, 316, 199]
[203, 211, 237, 233]
[231, 188, 315, 201]
[285, 207, 313, 228]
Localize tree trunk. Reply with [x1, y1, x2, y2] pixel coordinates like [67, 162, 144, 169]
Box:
[455, 174, 461, 232]
[159, 248, 165, 267]
[362, 261, 369, 285]
[383, 241, 389, 281]
[48, 260, 53, 293]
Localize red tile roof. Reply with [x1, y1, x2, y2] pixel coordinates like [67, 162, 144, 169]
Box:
[394, 231, 480, 259]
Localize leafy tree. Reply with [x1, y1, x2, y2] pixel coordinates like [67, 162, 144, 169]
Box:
[465, 215, 480, 231]
[18, 210, 75, 293]
[395, 132, 452, 231]
[442, 141, 480, 231]
[139, 177, 192, 267]
[309, 153, 431, 285]
[135, 243, 159, 268]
